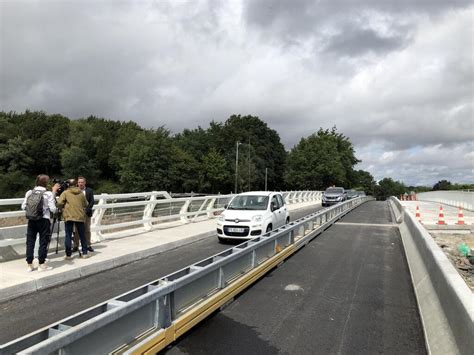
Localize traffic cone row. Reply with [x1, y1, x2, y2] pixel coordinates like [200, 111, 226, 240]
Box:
[414, 205, 469, 225]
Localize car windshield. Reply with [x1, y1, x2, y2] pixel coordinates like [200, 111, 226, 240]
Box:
[325, 188, 344, 194]
[227, 195, 269, 210]
[347, 191, 358, 197]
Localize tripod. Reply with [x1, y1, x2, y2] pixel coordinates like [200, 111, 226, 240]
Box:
[48, 211, 82, 257]
[48, 210, 62, 254]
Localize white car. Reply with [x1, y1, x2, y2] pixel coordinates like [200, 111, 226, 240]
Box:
[216, 191, 290, 242]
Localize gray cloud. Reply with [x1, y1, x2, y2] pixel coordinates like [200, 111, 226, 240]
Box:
[0, 0, 473, 186]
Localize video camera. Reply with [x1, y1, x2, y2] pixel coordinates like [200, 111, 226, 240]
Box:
[52, 178, 70, 196]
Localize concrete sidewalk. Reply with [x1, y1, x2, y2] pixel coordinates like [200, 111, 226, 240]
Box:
[0, 201, 318, 302]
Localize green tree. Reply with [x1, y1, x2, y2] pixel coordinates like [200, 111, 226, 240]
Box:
[117, 128, 174, 192]
[60, 146, 99, 180]
[350, 169, 376, 195]
[375, 178, 406, 200]
[284, 128, 357, 190]
[201, 148, 230, 193]
[168, 146, 200, 193]
[217, 115, 287, 192]
[433, 180, 452, 191]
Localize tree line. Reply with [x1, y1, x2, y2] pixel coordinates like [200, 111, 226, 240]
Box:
[1, 111, 470, 199]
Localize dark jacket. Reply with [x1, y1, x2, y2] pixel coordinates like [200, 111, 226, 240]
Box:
[57, 187, 87, 222]
[84, 187, 94, 217]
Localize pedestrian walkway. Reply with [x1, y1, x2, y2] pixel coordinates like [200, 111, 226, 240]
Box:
[0, 201, 318, 302]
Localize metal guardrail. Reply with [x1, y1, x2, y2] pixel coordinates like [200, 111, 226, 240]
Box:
[0, 191, 321, 251]
[0, 196, 370, 354]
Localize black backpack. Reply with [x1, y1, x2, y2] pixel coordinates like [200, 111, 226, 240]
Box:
[25, 190, 45, 220]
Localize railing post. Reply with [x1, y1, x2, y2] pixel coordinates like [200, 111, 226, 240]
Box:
[143, 192, 159, 232]
[180, 200, 191, 224]
[91, 193, 107, 242]
[206, 198, 217, 218]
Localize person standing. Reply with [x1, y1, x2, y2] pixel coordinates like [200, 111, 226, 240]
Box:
[73, 176, 95, 252]
[21, 174, 60, 272]
[57, 179, 89, 259]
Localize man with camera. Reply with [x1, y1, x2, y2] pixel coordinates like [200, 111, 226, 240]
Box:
[56, 179, 90, 259]
[73, 176, 94, 252]
[21, 174, 61, 272]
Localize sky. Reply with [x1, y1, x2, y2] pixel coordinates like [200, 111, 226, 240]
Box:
[1, 0, 473, 186]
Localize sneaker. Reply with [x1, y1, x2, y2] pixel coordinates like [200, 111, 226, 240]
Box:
[38, 264, 53, 272]
[27, 264, 35, 272]
[64, 255, 73, 261]
[87, 246, 94, 252]
[80, 254, 90, 259]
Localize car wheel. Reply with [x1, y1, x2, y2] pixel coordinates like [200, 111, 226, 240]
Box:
[265, 224, 272, 233]
[286, 217, 290, 224]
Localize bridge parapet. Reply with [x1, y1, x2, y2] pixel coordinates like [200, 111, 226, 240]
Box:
[417, 191, 474, 211]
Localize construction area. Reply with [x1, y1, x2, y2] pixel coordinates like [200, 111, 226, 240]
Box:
[400, 201, 474, 291]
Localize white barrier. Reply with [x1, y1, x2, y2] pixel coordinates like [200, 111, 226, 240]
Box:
[417, 191, 474, 211]
[389, 197, 474, 355]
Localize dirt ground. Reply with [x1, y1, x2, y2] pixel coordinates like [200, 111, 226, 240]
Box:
[429, 232, 474, 291]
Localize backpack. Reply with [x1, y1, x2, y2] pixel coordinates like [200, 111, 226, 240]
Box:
[25, 190, 45, 220]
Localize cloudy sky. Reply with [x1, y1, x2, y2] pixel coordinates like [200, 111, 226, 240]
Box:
[1, 0, 473, 186]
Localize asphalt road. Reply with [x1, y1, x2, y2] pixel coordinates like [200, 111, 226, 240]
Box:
[163, 201, 426, 355]
[0, 205, 321, 344]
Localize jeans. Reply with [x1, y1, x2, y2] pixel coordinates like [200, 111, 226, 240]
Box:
[26, 218, 51, 264]
[65, 221, 87, 256]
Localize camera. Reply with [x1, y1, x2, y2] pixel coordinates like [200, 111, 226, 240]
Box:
[52, 178, 70, 195]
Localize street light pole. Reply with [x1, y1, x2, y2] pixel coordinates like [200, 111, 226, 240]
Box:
[265, 168, 268, 191]
[248, 136, 251, 191]
[235, 141, 241, 193]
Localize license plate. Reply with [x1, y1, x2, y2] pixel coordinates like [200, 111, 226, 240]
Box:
[228, 227, 245, 233]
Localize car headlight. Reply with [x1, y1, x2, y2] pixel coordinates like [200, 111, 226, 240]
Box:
[337, 196, 342, 201]
[252, 215, 262, 222]
[218, 214, 225, 222]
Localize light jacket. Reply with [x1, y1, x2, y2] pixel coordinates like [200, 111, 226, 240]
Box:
[57, 187, 87, 222]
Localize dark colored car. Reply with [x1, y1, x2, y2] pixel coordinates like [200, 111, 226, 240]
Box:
[321, 187, 346, 207]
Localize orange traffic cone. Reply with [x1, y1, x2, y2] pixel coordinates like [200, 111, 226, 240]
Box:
[437, 206, 446, 225]
[415, 205, 422, 223]
[456, 207, 465, 225]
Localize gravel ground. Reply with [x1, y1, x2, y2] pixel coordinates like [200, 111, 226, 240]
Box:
[430, 232, 474, 291]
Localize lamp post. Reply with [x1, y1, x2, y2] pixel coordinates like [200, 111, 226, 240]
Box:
[265, 168, 268, 191]
[248, 136, 251, 191]
[235, 141, 242, 193]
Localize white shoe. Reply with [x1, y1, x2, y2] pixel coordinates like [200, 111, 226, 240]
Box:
[38, 264, 53, 271]
[27, 264, 35, 272]
[80, 254, 90, 259]
[64, 255, 73, 261]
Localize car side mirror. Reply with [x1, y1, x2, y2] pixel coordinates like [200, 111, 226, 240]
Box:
[224, 204, 228, 209]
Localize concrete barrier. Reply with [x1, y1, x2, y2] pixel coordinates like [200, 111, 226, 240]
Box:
[390, 197, 474, 355]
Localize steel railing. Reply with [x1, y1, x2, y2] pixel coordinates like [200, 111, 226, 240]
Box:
[0, 196, 370, 354]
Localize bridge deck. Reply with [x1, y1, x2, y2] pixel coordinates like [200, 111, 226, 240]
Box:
[163, 201, 427, 354]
